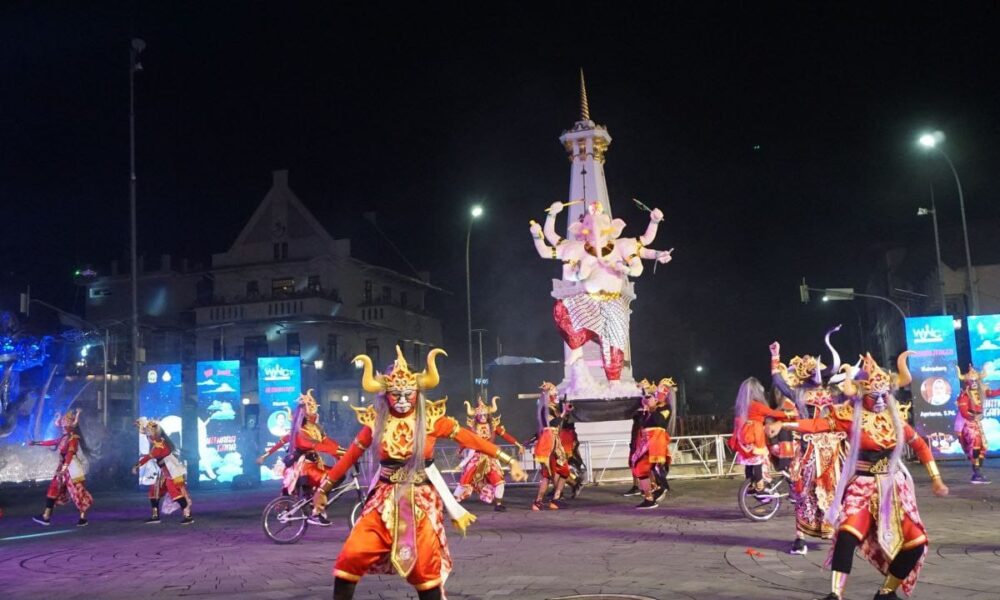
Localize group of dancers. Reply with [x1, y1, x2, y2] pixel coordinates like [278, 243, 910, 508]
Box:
[29, 410, 194, 527]
[23, 335, 997, 600]
[730, 325, 996, 600]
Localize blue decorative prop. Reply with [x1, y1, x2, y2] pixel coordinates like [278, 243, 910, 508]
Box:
[0, 310, 53, 438]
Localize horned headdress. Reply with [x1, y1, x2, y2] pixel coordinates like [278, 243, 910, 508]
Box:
[464, 396, 499, 427]
[355, 346, 445, 395]
[55, 408, 82, 429]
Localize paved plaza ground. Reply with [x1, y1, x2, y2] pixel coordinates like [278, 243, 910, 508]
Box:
[1, 460, 998, 600]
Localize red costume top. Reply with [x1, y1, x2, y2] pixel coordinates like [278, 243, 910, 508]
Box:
[137, 438, 175, 466]
[733, 401, 794, 460]
[793, 402, 933, 464]
[957, 386, 1000, 419]
[327, 403, 505, 483]
[262, 423, 341, 460]
[641, 408, 671, 464]
[461, 396, 519, 447]
[36, 433, 80, 469]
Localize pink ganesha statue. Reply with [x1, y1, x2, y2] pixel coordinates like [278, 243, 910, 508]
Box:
[530, 201, 672, 397]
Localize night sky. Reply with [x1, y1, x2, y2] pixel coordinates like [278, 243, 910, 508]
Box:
[3, 4, 1000, 409]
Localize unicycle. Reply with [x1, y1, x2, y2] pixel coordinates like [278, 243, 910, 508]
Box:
[738, 471, 788, 522]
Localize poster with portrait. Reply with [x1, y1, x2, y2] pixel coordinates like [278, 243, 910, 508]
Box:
[905, 316, 962, 457]
[196, 360, 243, 482]
[137, 364, 183, 484]
[257, 356, 301, 481]
[967, 315, 1000, 456]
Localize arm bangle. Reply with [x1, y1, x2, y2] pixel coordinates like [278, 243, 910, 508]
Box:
[495, 450, 514, 466]
[926, 460, 941, 480]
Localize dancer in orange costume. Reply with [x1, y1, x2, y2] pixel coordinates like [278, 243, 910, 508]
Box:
[770, 328, 848, 556]
[256, 389, 343, 525]
[532, 381, 573, 510]
[133, 417, 194, 525]
[31, 409, 93, 527]
[729, 377, 795, 496]
[322, 347, 526, 600]
[629, 378, 676, 509]
[955, 364, 1000, 484]
[772, 353, 948, 600]
[453, 396, 523, 511]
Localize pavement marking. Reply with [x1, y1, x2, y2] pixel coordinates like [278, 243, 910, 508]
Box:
[1, 529, 76, 542]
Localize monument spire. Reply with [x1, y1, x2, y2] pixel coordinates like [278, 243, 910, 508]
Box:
[559, 70, 613, 224]
[579, 68, 590, 121]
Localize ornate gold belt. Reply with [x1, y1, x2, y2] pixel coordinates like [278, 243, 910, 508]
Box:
[381, 466, 429, 484]
[856, 455, 890, 475]
[588, 290, 621, 301]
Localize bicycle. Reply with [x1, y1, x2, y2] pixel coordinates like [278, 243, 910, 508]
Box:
[737, 467, 789, 522]
[262, 468, 365, 544]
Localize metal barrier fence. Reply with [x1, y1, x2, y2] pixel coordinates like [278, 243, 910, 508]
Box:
[356, 434, 742, 488]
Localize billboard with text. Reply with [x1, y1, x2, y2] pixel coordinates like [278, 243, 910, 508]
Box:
[905, 316, 962, 457]
[257, 356, 302, 480]
[966, 315, 1000, 455]
[196, 360, 243, 482]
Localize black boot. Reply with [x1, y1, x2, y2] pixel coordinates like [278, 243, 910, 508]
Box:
[146, 499, 161, 524]
[417, 586, 442, 600]
[873, 592, 900, 600]
[332, 577, 356, 600]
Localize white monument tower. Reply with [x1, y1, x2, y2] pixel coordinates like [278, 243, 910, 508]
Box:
[559, 71, 614, 225]
[555, 71, 642, 403]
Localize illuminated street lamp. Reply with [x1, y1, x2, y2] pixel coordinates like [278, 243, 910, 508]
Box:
[917, 131, 977, 314]
[466, 204, 483, 401]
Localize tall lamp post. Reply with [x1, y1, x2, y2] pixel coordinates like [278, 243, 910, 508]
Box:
[918, 132, 978, 315]
[129, 38, 145, 419]
[917, 183, 947, 316]
[472, 328, 487, 399]
[802, 282, 908, 364]
[466, 204, 483, 401]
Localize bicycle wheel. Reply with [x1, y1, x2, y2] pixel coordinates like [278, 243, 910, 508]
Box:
[349, 500, 363, 528]
[738, 478, 782, 521]
[262, 496, 309, 544]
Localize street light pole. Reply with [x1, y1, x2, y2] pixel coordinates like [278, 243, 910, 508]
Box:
[918, 133, 977, 315]
[472, 328, 487, 399]
[937, 148, 977, 315]
[918, 184, 947, 315]
[465, 205, 483, 402]
[806, 284, 908, 363]
[129, 38, 145, 420]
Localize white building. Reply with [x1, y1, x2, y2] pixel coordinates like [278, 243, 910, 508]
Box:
[84, 170, 443, 421]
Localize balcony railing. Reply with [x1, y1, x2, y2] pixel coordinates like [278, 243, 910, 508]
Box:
[197, 287, 343, 308]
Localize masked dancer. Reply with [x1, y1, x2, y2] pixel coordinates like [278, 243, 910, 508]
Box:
[533, 381, 573, 510]
[772, 353, 948, 600]
[257, 389, 343, 525]
[629, 378, 676, 508]
[321, 347, 526, 600]
[730, 377, 796, 497]
[453, 396, 523, 511]
[771, 328, 848, 555]
[31, 409, 93, 526]
[134, 417, 194, 525]
[955, 364, 1000, 484]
